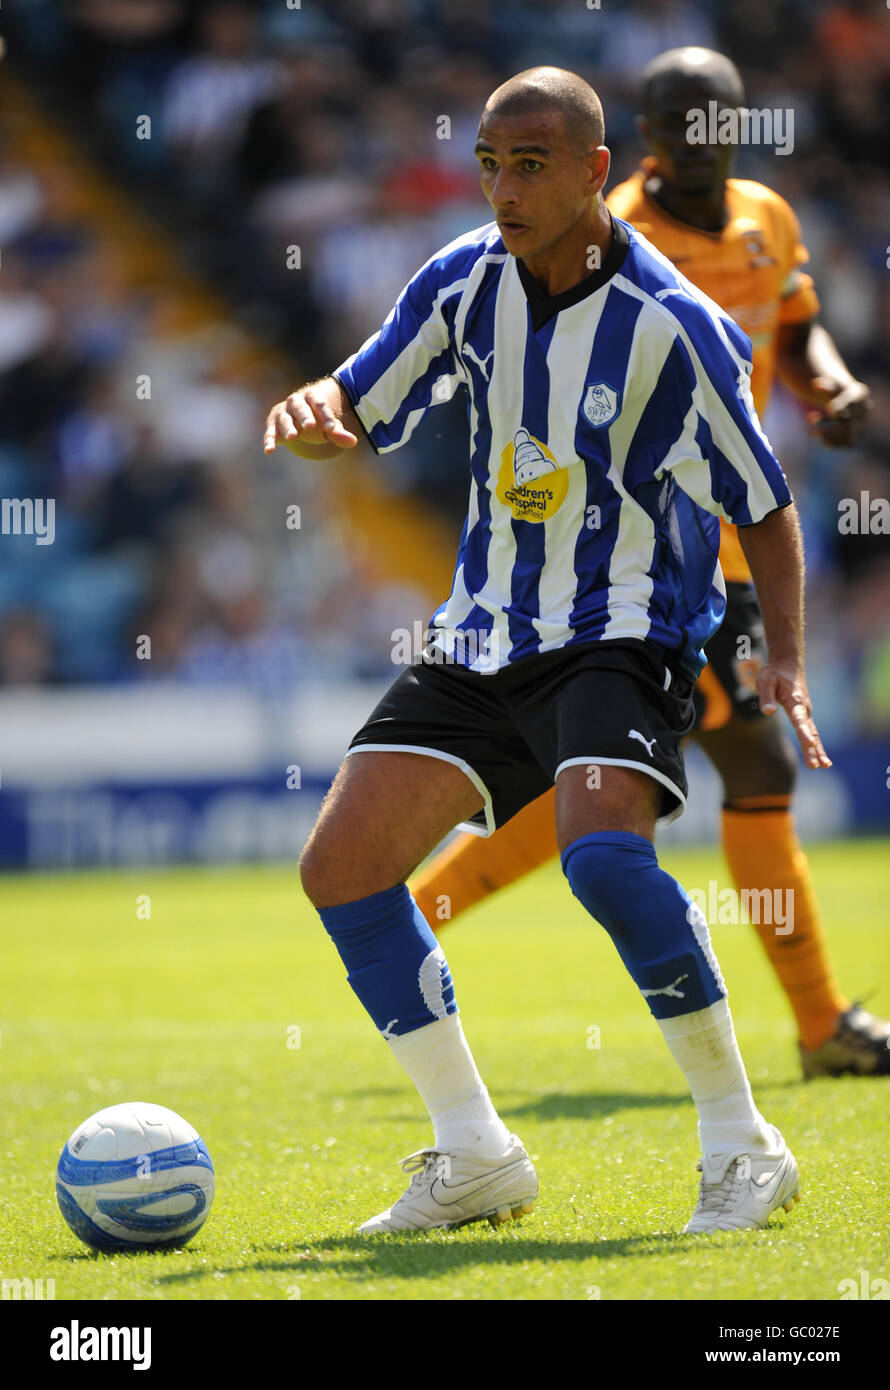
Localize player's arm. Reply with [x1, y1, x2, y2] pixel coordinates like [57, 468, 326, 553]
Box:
[775, 318, 871, 447]
[263, 376, 360, 458]
[737, 503, 830, 772]
[659, 305, 829, 770]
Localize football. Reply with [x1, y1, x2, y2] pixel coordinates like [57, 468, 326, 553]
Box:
[55, 1102, 214, 1252]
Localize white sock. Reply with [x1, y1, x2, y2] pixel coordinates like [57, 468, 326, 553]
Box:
[657, 997, 775, 1155]
[387, 1013, 512, 1158]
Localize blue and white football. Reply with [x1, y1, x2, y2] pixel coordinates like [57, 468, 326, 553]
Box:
[56, 1102, 214, 1251]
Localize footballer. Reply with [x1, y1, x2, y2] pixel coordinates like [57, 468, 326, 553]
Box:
[265, 67, 829, 1234]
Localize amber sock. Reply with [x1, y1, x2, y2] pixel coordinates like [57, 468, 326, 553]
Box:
[722, 796, 847, 1050]
[410, 788, 558, 929]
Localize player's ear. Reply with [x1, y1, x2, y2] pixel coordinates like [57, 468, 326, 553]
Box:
[587, 145, 610, 195]
[636, 114, 649, 143]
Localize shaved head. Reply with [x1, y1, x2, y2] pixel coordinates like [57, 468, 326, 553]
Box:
[473, 65, 612, 288]
[641, 47, 745, 112]
[483, 66, 605, 155]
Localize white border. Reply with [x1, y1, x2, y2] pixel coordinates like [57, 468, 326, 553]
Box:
[346, 742, 495, 836]
[555, 756, 686, 827]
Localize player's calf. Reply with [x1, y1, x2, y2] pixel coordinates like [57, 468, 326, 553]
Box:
[561, 829, 795, 1228]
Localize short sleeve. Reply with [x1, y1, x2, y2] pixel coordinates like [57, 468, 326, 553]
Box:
[332, 256, 465, 454]
[657, 305, 793, 525]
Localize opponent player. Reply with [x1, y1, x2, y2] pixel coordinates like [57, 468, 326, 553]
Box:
[265, 67, 828, 1234]
[410, 48, 889, 1080]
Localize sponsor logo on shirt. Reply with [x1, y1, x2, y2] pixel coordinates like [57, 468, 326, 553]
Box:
[496, 429, 568, 522]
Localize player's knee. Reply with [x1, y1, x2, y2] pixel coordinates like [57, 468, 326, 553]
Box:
[299, 833, 336, 908]
[298, 843, 321, 906]
[724, 722, 798, 800]
[300, 823, 405, 909]
[761, 744, 796, 797]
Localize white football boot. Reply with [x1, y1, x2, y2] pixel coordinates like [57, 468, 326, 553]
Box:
[684, 1125, 800, 1233]
[357, 1134, 538, 1234]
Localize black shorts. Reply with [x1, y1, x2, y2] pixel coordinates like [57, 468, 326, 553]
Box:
[694, 583, 767, 732]
[347, 639, 697, 835]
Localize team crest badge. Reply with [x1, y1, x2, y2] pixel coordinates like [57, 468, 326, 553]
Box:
[582, 382, 620, 428]
[741, 229, 776, 269]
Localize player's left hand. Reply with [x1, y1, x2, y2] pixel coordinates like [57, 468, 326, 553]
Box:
[757, 662, 832, 771]
[806, 377, 872, 448]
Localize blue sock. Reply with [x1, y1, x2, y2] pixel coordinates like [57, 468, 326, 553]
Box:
[561, 831, 726, 1018]
[318, 884, 457, 1039]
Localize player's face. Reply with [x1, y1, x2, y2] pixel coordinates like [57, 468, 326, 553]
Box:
[641, 75, 737, 195]
[474, 111, 608, 260]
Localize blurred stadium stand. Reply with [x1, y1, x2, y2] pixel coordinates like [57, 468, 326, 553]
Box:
[0, 0, 888, 866]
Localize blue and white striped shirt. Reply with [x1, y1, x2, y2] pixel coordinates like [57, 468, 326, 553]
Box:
[334, 217, 791, 676]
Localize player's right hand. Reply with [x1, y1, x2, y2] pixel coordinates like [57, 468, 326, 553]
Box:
[263, 384, 358, 455]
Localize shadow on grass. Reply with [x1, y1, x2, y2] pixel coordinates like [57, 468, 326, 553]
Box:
[48, 1243, 202, 1265]
[153, 1227, 691, 1287]
[362, 1090, 693, 1127]
[499, 1090, 692, 1121]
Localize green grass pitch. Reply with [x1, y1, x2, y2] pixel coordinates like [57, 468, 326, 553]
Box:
[1, 840, 888, 1301]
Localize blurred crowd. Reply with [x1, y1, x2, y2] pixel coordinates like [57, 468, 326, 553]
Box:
[1, 0, 889, 737]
